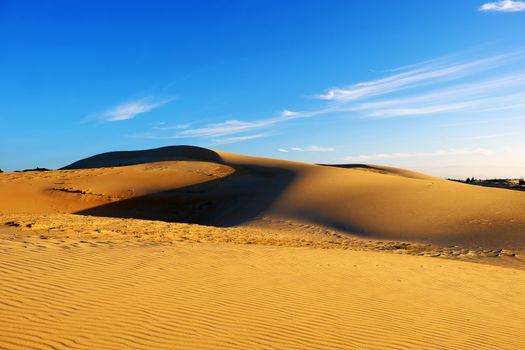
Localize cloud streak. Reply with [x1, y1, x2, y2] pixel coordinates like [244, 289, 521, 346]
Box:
[102, 98, 173, 122]
[148, 110, 311, 140]
[141, 50, 525, 141]
[279, 145, 336, 153]
[211, 133, 269, 144]
[152, 124, 189, 130]
[479, 0, 525, 12]
[461, 133, 515, 140]
[314, 58, 525, 119]
[344, 148, 493, 161]
[316, 54, 513, 102]
[177, 118, 280, 138]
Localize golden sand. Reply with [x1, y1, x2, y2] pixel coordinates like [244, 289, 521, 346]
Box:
[1, 146, 524, 349]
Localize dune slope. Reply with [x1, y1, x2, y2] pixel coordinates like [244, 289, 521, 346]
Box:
[1, 145, 525, 248]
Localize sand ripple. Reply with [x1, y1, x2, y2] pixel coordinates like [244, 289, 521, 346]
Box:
[1, 235, 525, 349]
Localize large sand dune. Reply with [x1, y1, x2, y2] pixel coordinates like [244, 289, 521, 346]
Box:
[2, 146, 525, 349]
[1, 145, 525, 248]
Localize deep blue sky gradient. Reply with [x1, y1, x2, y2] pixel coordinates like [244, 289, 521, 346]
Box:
[1, 0, 524, 177]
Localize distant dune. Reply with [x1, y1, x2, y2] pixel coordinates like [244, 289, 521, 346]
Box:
[61, 145, 224, 169]
[317, 163, 440, 180]
[2, 145, 525, 249]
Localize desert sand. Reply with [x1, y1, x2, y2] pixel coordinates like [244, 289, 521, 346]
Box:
[2, 146, 525, 248]
[1, 145, 525, 349]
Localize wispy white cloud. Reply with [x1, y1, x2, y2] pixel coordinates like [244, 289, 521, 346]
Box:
[171, 109, 311, 138]
[139, 50, 524, 141]
[316, 54, 513, 102]
[479, 0, 525, 12]
[177, 118, 279, 138]
[152, 124, 189, 130]
[344, 148, 493, 161]
[304, 53, 525, 121]
[306, 145, 336, 152]
[366, 104, 470, 118]
[281, 109, 301, 117]
[102, 98, 173, 122]
[129, 131, 269, 145]
[211, 133, 269, 144]
[280, 145, 336, 153]
[461, 132, 515, 140]
[348, 72, 525, 118]
[440, 116, 525, 127]
[422, 146, 525, 179]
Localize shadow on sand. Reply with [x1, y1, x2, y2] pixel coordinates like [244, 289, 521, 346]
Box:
[71, 146, 295, 227]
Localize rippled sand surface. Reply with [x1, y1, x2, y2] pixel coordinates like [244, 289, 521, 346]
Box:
[1, 216, 525, 349]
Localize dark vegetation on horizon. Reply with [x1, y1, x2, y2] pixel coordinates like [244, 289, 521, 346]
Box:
[16, 167, 51, 173]
[448, 177, 525, 191]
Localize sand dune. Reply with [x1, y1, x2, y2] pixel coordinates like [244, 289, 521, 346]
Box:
[2, 146, 525, 349]
[0, 158, 234, 220]
[318, 163, 440, 180]
[1, 229, 525, 350]
[1, 145, 525, 248]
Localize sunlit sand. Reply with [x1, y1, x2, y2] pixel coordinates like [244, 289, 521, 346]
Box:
[1, 146, 525, 349]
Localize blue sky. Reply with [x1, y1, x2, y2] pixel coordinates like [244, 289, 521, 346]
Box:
[1, 0, 524, 178]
